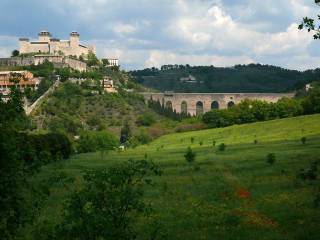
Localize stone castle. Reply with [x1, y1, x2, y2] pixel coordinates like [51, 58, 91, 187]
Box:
[19, 31, 96, 58]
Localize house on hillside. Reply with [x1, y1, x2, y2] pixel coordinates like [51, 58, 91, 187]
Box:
[180, 75, 197, 83]
[0, 71, 40, 100]
[101, 77, 117, 93]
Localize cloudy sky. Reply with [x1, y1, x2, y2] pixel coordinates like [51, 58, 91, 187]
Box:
[0, 0, 319, 70]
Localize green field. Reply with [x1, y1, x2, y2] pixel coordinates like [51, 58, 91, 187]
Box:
[30, 114, 320, 239]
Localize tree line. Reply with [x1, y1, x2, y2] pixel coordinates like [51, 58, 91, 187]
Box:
[147, 98, 190, 121]
[202, 87, 320, 128]
[130, 64, 320, 93]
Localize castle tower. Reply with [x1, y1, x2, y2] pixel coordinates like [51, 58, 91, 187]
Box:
[49, 38, 60, 54]
[19, 38, 30, 54]
[38, 31, 51, 42]
[70, 31, 79, 47]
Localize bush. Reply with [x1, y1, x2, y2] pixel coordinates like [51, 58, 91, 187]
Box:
[137, 129, 152, 144]
[301, 137, 307, 145]
[136, 112, 156, 126]
[199, 141, 203, 146]
[191, 137, 195, 144]
[266, 153, 276, 165]
[77, 131, 118, 153]
[184, 147, 196, 163]
[218, 143, 226, 152]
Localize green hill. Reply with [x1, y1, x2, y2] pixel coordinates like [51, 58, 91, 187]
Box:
[28, 114, 320, 239]
[131, 64, 320, 93]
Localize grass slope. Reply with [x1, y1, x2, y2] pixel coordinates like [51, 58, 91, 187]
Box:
[30, 114, 320, 239]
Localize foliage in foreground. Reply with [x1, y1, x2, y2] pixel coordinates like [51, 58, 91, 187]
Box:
[0, 88, 72, 240]
[52, 160, 162, 240]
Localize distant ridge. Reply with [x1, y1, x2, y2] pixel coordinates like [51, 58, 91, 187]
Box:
[130, 64, 320, 93]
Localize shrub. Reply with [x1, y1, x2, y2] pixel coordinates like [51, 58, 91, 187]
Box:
[218, 143, 226, 152]
[136, 112, 156, 126]
[212, 140, 216, 147]
[191, 137, 195, 144]
[301, 137, 307, 145]
[77, 131, 118, 153]
[184, 147, 196, 163]
[137, 130, 152, 144]
[254, 139, 258, 144]
[199, 141, 203, 146]
[266, 153, 276, 165]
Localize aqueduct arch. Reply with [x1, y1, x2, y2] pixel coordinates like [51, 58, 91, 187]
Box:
[211, 101, 219, 109]
[142, 92, 295, 116]
[181, 101, 188, 114]
[165, 101, 173, 109]
[196, 101, 204, 116]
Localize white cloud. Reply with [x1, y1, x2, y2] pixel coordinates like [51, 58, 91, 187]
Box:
[145, 50, 254, 68]
[0, 0, 319, 70]
[113, 23, 137, 35]
[253, 23, 312, 55]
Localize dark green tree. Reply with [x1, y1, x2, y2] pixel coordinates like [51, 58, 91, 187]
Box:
[11, 49, 19, 57]
[86, 51, 100, 67]
[184, 147, 196, 163]
[120, 120, 132, 144]
[266, 153, 276, 165]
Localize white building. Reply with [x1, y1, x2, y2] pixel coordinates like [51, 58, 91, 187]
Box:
[102, 58, 119, 67]
[19, 31, 96, 58]
[305, 84, 313, 92]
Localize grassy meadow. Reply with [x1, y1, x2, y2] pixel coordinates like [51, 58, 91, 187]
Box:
[29, 114, 320, 239]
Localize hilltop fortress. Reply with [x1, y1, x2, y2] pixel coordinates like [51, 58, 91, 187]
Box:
[19, 31, 96, 58]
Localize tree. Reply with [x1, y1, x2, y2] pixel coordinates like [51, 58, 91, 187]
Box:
[299, 1, 320, 39]
[86, 51, 100, 67]
[302, 87, 320, 114]
[0, 89, 35, 239]
[184, 147, 196, 163]
[96, 131, 118, 160]
[120, 120, 132, 144]
[102, 58, 110, 66]
[136, 112, 156, 126]
[53, 160, 162, 240]
[11, 49, 19, 57]
[266, 153, 276, 165]
[218, 143, 226, 152]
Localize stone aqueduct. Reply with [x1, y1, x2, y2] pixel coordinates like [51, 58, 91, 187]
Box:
[141, 92, 295, 116]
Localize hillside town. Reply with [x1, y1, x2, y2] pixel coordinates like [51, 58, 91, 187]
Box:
[0, 30, 119, 101]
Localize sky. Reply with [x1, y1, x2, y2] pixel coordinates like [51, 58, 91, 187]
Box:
[0, 0, 319, 70]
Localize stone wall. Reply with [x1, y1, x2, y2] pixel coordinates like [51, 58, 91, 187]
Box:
[142, 92, 296, 116]
[0, 56, 87, 72]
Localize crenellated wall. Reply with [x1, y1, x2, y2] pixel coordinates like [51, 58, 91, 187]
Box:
[141, 92, 296, 116]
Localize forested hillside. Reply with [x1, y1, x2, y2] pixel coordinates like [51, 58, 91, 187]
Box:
[130, 64, 320, 93]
